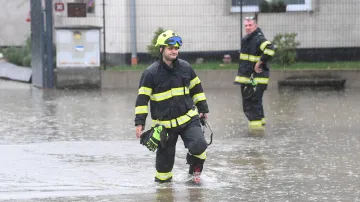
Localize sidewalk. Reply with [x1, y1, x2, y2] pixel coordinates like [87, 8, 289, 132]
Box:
[101, 69, 360, 89]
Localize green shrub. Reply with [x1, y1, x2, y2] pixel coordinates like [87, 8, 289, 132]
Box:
[1, 36, 57, 68]
[147, 27, 165, 58]
[3, 47, 28, 66]
[259, 0, 270, 13]
[271, 33, 300, 65]
[22, 54, 32, 67]
[270, 1, 286, 12]
[3, 36, 31, 67]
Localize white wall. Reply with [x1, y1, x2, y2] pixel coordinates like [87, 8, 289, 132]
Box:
[1, 0, 359, 52]
[0, 0, 30, 46]
[132, 0, 360, 52]
[259, 0, 360, 48]
[135, 0, 239, 52]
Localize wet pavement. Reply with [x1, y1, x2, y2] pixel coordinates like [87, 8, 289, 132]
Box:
[1, 79, 360, 201]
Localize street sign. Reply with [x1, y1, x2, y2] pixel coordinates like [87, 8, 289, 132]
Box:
[55, 2, 64, 12]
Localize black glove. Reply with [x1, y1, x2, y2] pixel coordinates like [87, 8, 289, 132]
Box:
[140, 129, 152, 146]
[140, 125, 168, 152]
[243, 78, 257, 100]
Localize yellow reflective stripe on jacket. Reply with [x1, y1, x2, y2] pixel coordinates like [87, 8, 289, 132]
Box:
[264, 49, 275, 56]
[192, 151, 207, 160]
[234, 76, 251, 84]
[189, 76, 201, 90]
[150, 87, 189, 102]
[240, 53, 260, 62]
[176, 114, 192, 126]
[192, 92, 206, 104]
[135, 106, 148, 114]
[254, 77, 269, 84]
[138, 87, 152, 96]
[151, 108, 198, 128]
[155, 171, 173, 181]
[171, 119, 177, 127]
[260, 41, 271, 51]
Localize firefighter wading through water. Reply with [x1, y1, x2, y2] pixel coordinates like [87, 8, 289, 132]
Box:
[135, 30, 209, 183]
[234, 17, 275, 130]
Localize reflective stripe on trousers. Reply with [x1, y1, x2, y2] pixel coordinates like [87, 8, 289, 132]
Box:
[155, 171, 173, 181]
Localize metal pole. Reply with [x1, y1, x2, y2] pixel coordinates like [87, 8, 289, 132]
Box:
[45, 0, 54, 88]
[130, 0, 138, 65]
[102, 0, 107, 70]
[30, 0, 45, 88]
[240, 0, 243, 40]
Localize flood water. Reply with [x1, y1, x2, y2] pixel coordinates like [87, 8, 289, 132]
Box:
[1, 80, 360, 202]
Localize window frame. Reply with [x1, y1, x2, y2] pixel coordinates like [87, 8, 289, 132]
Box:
[230, 0, 312, 12]
[286, 0, 311, 11]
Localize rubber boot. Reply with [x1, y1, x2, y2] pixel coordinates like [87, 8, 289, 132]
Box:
[188, 164, 203, 184]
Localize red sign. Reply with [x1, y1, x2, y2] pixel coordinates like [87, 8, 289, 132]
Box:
[55, 3, 64, 12]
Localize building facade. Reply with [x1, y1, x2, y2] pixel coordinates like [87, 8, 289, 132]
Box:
[1, 0, 359, 64]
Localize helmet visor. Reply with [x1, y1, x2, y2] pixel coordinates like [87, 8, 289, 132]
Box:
[164, 36, 183, 46]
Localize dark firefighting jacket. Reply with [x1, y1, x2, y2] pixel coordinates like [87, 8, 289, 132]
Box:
[234, 28, 275, 86]
[134, 59, 209, 129]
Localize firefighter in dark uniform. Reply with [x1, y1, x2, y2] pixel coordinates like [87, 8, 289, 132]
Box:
[234, 17, 275, 130]
[135, 30, 209, 183]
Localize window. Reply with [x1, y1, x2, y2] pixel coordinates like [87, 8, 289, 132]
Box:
[231, 0, 311, 12]
[231, 0, 261, 12]
[74, 0, 95, 14]
[285, 0, 311, 11]
[68, 3, 87, 17]
[285, 0, 305, 2]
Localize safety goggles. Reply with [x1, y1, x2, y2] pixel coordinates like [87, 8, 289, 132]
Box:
[244, 16, 255, 20]
[164, 36, 183, 46]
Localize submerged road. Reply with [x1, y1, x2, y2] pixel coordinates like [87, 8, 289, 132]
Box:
[1, 80, 359, 201]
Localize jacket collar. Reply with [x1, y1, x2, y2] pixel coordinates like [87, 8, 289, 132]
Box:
[243, 27, 263, 41]
[160, 58, 179, 72]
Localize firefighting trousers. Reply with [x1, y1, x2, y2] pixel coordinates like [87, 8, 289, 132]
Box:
[155, 118, 207, 174]
[240, 84, 265, 121]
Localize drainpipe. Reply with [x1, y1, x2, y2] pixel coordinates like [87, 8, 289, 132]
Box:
[130, 0, 137, 65]
[240, 0, 243, 39]
[102, 0, 107, 70]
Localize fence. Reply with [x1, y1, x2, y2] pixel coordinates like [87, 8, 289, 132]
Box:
[2, 0, 360, 66]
